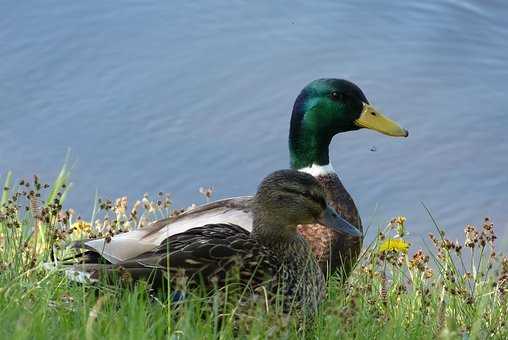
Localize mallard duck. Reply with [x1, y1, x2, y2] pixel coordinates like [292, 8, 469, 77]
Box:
[64, 170, 361, 316]
[76, 78, 407, 277]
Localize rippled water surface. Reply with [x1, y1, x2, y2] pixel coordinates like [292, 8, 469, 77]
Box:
[1, 1, 507, 244]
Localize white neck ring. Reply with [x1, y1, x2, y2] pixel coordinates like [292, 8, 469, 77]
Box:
[298, 163, 336, 177]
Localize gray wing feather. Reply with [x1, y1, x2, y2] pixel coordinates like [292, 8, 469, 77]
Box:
[81, 196, 254, 263]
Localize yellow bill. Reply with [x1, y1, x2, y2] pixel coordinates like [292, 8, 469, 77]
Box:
[354, 103, 408, 137]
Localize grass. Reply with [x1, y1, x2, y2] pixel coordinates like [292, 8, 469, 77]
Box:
[0, 164, 507, 339]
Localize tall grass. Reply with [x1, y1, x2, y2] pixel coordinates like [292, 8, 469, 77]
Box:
[0, 165, 506, 339]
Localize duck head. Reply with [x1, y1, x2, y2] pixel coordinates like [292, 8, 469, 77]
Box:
[252, 169, 361, 240]
[289, 79, 408, 169]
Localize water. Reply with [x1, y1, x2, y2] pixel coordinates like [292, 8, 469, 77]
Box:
[1, 1, 507, 246]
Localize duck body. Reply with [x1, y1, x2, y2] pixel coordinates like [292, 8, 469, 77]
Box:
[75, 223, 323, 314]
[72, 78, 407, 279]
[65, 170, 361, 316]
[79, 180, 359, 278]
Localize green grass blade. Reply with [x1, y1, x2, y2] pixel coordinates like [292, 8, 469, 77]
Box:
[1, 170, 13, 207]
[46, 150, 72, 207]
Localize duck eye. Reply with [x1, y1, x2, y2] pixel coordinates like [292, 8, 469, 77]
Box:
[330, 91, 345, 101]
[370, 111, 377, 116]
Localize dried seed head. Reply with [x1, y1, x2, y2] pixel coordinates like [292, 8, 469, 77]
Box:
[114, 196, 128, 216]
[142, 194, 150, 210]
[409, 249, 429, 271]
[464, 225, 478, 248]
[501, 257, 508, 275]
[199, 186, 214, 201]
[388, 216, 407, 238]
[481, 217, 497, 245]
[453, 240, 462, 254]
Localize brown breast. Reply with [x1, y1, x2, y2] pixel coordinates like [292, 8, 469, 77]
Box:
[296, 173, 363, 278]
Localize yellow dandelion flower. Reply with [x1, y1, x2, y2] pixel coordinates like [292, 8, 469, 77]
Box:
[72, 220, 92, 234]
[379, 238, 410, 253]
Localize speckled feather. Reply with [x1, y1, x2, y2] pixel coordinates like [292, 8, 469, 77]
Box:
[72, 177, 362, 280]
[297, 173, 362, 277]
[68, 222, 324, 315]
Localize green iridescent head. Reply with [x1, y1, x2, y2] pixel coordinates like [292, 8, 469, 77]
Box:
[289, 79, 408, 169]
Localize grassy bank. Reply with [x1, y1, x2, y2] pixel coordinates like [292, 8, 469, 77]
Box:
[0, 165, 506, 339]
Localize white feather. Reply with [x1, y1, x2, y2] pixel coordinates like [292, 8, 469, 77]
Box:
[83, 196, 253, 263]
[299, 163, 336, 177]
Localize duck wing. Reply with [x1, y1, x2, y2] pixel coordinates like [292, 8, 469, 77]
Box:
[68, 223, 280, 291]
[131, 223, 279, 287]
[72, 196, 254, 264]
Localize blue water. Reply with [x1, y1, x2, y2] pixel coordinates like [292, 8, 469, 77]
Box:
[1, 1, 507, 246]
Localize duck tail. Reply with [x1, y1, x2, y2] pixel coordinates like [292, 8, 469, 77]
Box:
[42, 247, 113, 284]
[45, 253, 166, 287]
